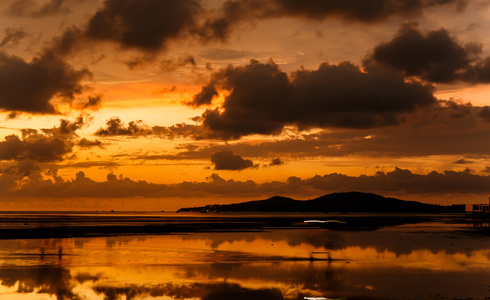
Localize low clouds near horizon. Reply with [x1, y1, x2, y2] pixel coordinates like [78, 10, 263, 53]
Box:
[2, 168, 490, 201]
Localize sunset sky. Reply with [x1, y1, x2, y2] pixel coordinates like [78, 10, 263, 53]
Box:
[2, 0, 490, 210]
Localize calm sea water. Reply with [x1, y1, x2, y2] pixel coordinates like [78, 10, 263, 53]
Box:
[0, 212, 489, 299]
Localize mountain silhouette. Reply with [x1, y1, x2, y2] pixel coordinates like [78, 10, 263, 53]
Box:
[177, 192, 463, 213]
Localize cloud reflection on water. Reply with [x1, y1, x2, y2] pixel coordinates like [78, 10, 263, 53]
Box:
[0, 224, 489, 299]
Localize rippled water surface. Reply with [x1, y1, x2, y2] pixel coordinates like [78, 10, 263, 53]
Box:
[0, 213, 489, 299]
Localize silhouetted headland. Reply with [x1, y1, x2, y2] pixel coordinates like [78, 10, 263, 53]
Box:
[177, 192, 464, 213]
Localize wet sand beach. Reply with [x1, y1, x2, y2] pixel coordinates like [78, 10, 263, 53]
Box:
[0, 212, 478, 239]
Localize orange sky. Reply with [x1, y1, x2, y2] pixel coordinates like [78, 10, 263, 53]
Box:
[1, 0, 490, 210]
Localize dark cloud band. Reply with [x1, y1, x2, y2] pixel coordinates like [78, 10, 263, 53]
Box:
[3, 168, 490, 198]
[190, 59, 435, 139]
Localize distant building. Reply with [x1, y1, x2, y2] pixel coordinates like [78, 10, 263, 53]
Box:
[465, 197, 490, 215]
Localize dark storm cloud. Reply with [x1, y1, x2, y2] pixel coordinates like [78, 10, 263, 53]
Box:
[145, 100, 490, 160]
[22, 1, 233, 58]
[189, 59, 436, 139]
[269, 0, 469, 22]
[0, 51, 91, 114]
[200, 0, 469, 40]
[95, 117, 152, 137]
[365, 23, 490, 83]
[5, 167, 490, 198]
[211, 149, 255, 170]
[85, 0, 202, 52]
[0, 26, 95, 116]
[94, 100, 490, 161]
[0, 27, 27, 48]
[24, 0, 468, 60]
[190, 83, 218, 107]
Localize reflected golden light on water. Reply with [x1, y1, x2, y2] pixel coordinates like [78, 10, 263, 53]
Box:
[0, 222, 490, 299]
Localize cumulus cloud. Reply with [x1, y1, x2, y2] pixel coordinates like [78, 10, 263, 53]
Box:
[85, 0, 202, 52]
[76, 138, 103, 149]
[188, 59, 435, 139]
[268, 158, 284, 166]
[0, 115, 91, 162]
[152, 123, 211, 140]
[0, 132, 72, 162]
[0, 51, 91, 114]
[95, 117, 152, 137]
[289, 167, 490, 195]
[89, 96, 490, 166]
[94, 118, 214, 140]
[3, 168, 490, 199]
[1, 160, 40, 178]
[211, 150, 255, 170]
[91, 98, 490, 162]
[42, 115, 90, 137]
[141, 100, 490, 160]
[364, 23, 490, 83]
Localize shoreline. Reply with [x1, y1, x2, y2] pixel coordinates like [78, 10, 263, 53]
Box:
[0, 213, 486, 240]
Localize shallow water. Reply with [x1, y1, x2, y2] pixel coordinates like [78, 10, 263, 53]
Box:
[0, 213, 489, 299]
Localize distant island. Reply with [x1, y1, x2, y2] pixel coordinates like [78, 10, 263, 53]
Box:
[177, 192, 464, 213]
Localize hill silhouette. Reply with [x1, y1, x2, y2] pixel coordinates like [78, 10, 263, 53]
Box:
[177, 192, 464, 213]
